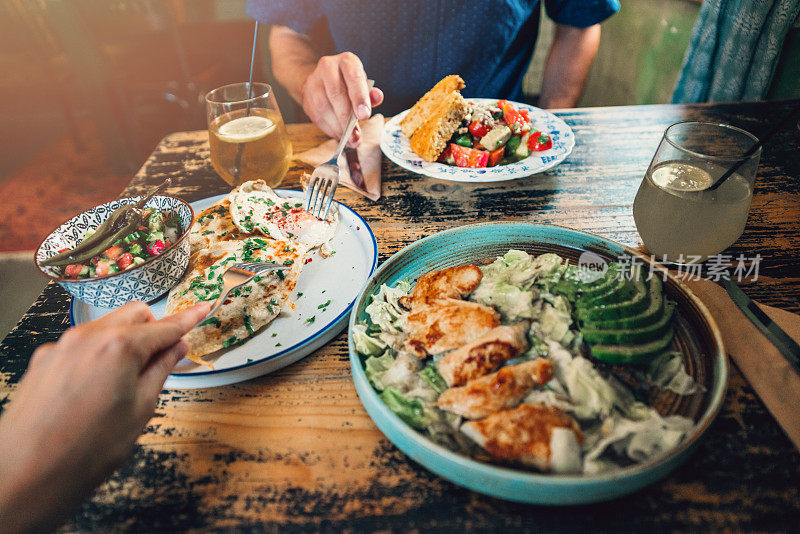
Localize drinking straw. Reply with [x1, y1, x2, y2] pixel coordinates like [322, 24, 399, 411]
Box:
[708, 102, 800, 190]
[234, 21, 260, 182]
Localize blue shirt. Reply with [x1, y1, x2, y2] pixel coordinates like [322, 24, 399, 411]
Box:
[247, 0, 619, 115]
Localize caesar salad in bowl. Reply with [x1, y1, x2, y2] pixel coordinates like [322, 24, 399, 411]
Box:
[347, 223, 726, 505]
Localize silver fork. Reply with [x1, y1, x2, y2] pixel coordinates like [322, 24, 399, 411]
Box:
[305, 80, 374, 219]
[197, 261, 287, 325]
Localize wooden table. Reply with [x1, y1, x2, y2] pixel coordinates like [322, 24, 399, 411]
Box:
[2, 100, 799, 532]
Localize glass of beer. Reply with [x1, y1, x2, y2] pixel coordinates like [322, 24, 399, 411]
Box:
[633, 122, 760, 261]
[205, 82, 292, 187]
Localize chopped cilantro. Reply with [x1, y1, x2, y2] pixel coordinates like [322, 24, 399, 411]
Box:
[202, 230, 214, 235]
[247, 358, 253, 363]
[198, 317, 221, 327]
[271, 333, 277, 337]
[254, 275, 262, 282]
[277, 270, 285, 280]
[223, 336, 239, 348]
[306, 316, 316, 324]
[283, 260, 294, 266]
[244, 314, 254, 335]
[276, 343, 282, 347]
[297, 292, 303, 297]
[318, 300, 331, 309]
[284, 246, 291, 252]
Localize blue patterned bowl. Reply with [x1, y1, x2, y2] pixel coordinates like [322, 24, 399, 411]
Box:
[348, 222, 727, 505]
[35, 195, 193, 308]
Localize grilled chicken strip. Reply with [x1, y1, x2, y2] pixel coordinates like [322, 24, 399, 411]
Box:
[399, 265, 483, 309]
[436, 359, 553, 419]
[461, 403, 584, 472]
[404, 298, 500, 357]
[438, 321, 531, 387]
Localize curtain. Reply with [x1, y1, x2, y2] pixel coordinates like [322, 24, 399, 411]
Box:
[672, 0, 800, 103]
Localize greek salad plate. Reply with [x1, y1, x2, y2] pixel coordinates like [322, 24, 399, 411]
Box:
[348, 222, 727, 505]
[380, 99, 575, 182]
[71, 191, 378, 389]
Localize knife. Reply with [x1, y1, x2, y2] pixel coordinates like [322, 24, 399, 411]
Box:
[723, 278, 800, 375]
[345, 147, 366, 189]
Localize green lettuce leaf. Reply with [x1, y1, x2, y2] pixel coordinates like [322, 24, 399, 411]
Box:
[352, 323, 387, 357]
[419, 365, 448, 394]
[380, 387, 429, 430]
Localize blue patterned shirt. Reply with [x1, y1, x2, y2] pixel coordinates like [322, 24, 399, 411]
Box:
[247, 0, 620, 114]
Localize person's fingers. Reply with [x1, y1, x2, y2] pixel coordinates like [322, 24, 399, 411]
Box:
[369, 87, 384, 108]
[338, 53, 371, 121]
[95, 301, 154, 327]
[135, 339, 189, 418]
[124, 302, 211, 369]
[303, 75, 340, 138]
[318, 58, 352, 133]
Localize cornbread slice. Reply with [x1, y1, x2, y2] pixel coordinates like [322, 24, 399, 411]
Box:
[409, 91, 468, 162]
[400, 74, 465, 138]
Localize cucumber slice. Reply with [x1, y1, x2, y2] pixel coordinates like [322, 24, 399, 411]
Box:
[581, 301, 675, 345]
[584, 276, 664, 330]
[577, 269, 649, 322]
[588, 325, 675, 365]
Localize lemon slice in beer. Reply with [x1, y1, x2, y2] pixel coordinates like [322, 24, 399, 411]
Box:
[651, 162, 713, 192]
[215, 115, 276, 143]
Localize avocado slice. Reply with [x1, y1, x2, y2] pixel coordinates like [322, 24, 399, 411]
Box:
[577, 269, 649, 322]
[577, 276, 637, 308]
[554, 263, 619, 299]
[581, 301, 675, 345]
[588, 326, 675, 365]
[583, 276, 665, 330]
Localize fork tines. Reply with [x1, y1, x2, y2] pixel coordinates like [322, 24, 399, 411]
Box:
[304, 169, 338, 220]
[232, 261, 283, 274]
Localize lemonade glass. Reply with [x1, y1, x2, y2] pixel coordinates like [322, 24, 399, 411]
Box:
[633, 122, 761, 262]
[205, 82, 292, 187]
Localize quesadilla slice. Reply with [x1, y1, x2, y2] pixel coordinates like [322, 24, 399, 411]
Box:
[188, 197, 249, 255]
[228, 180, 338, 254]
[166, 237, 305, 368]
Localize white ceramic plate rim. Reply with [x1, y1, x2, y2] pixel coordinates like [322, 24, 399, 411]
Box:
[380, 98, 575, 182]
[348, 222, 728, 483]
[71, 190, 378, 379]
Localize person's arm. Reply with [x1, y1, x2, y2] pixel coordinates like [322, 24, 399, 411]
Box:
[539, 23, 601, 109]
[268, 25, 383, 145]
[0, 301, 211, 534]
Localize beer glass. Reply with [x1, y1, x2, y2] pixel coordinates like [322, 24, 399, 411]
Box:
[633, 122, 760, 261]
[205, 82, 292, 187]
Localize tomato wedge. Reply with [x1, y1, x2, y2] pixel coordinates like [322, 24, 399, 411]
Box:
[487, 146, 505, 167]
[450, 143, 489, 168]
[468, 120, 490, 138]
[527, 131, 553, 151]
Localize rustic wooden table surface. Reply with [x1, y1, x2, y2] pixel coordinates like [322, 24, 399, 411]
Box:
[2, 100, 799, 532]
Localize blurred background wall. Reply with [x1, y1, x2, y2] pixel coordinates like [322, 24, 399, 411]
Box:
[0, 0, 798, 336]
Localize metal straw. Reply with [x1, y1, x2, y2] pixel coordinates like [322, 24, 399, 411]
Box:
[234, 21, 260, 182]
[708, 102, 800, 191]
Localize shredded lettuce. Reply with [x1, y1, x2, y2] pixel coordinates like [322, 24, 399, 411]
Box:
[353, 323, 388, 357]
[364, 279, 411, 333]
[364, 352, 395, 391]
[583, 411, 695, 474]
[648, 352, 700, 395]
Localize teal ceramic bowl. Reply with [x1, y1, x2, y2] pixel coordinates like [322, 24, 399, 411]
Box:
[347, 222, 727, 505]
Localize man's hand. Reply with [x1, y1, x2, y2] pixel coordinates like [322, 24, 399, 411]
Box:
[0, 301, 211, 533]
[269, 25, 383, 146]
[300, 52, 384, 145]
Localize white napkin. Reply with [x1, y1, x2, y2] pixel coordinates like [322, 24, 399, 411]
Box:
[295, 114, 383, 201]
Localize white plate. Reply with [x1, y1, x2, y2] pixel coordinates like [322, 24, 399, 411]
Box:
[71, 190, 377, 389]
[380, 98, 575, 182]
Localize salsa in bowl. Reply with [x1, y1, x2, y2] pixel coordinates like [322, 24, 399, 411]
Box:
[35, 195, 193, 308]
